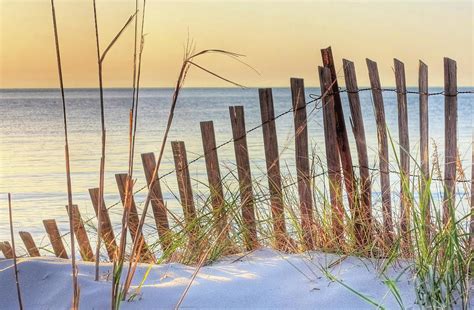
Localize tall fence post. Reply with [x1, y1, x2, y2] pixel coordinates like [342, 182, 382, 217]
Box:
[115, 173, 155, 262]
[43, 219, 68, 259]
[229, 106, 259, 250]
[141, 153, 172, 251]
[418, 60, 430, 242]
[321, 47, 357, 221]
[342, 59, 373, 247]
[19, 231, 41, 257]
[366, 58, 393, 246]
[200, 121, 230, 243]
[394, 59, 412, 254]
[171, 141, 200, 244]
[443, 57, 457, 225]
[319, 67, 345, 247]
[89, 188, 117, 260]
[290, 77, 316, 250]
[0, 241, 13, 259]
[259, 88, 290, 251]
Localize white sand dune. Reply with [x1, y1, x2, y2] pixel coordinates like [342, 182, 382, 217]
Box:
[0, 248, 418, 309]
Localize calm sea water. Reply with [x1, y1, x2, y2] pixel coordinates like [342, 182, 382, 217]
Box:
[0, 88, 472, 251]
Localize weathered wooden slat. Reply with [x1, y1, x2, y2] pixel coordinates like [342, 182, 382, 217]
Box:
[65, 204, 94, 261]
[319, 67, 345, 246]
[141, 153, 172, 251]
[321, 47, 357, 220]
[115, 173, 155, 262]
[89, 188, 117, 260]
[418, 60, 430, 242]
[0, 241, 13, 259]
[259, 88, 290, 251]
[19, 231, 40, 257]
[171, 141, 200, 241]
[229, 106, 259, 250]
[200, 121, 230, 242]
[394, 59, 411, 253]
[443, 57, 457, 224]
[43, 219, 68, 259]
[342, 59, 373, 247]
[366, 58, 393, 244]
[290, 77, 315, 250]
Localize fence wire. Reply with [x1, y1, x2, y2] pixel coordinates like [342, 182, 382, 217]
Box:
[61, 87, 473, 237]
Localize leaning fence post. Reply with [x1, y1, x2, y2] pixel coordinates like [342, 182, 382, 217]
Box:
[394, 59, 411, 254]
[200, 121, 230, 243]
[115, 174, 155, 262]
[321, 47, 357, 220]
[43, 219, 68, 259]
[342, 59, 373, 247]
[0, 241, 13, 259]
[141, 153, 172, 251]
[290, 78, 316, 250]
[366, 58, 393, 245]
[319, 67, 345, 247]
[171, 141, 200, 244]
[19, 231, 41, 257]
[259, 88, 290, 251]
[443, 57, 457, 225]
[229, 106, 259, 250]
[89, 188, 117, 260]
[418, 60, 430, 242]
[65, 204, 94, 261]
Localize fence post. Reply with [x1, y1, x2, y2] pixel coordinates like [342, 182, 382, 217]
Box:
[115, 173, 155, 262]
[394, 59, 412, 254]
[342, 59, 373, 247]
[0, 241, 13, 259]
[19, 231, 41, 257]
[366, 58, 393, 246]
[290, 78, 316, 250]
[141, 153, 172, 251]
[171, 141, 200, 243]
[88, 188, 117, 260]
[229, 106, 259, 250]
[200, 121, 230, 243]
[418, 60, 430, 242]
[65, 204, 94, 261]
[43, 219, 68, 259]
[321, 47, 357, 220]
[319, 67, 345, 246]
[259, 88, 291, 251]
[443, 58, 457, 225]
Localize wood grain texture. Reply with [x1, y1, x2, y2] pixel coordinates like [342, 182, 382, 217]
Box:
[342, 59, 373, 247]
[443, 57, 457, 224]
[321, 47, 357, 220]
[200, 121, 229, 241]
[366, 58, 393, 244]
[19, 231, 40, 257]
[89, 187, 117, 260]
[394, 59, 412, 253]
[229, 106, 258, 250]
[319, 66, 345, 246]
[259, 88, 289, 250]
[290, 77, 315, 250]
[418, 60, 431, 241]
[115, 173, 155, 262]
[141, 152, 172, 251]
[65, 205, 94, 261]
[172, 141, 200, 242]
[0, 241, 13, 259]
[43, 219, 68, 259]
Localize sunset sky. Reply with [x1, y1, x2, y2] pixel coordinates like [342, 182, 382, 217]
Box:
[0, 0, 472, 88]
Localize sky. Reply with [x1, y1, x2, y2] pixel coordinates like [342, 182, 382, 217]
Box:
[0, 0, 472, 88]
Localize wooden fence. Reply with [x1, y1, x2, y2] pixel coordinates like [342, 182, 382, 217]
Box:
[1, 48, 472, 261]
